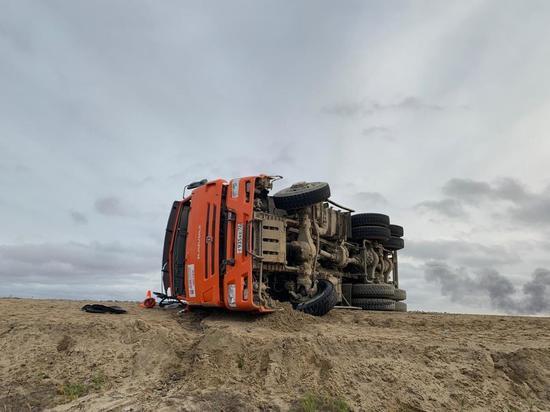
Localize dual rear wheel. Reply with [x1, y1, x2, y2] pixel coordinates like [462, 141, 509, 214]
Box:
[296, 281, 408, 315]
[351, 213, 404, 251]
[349, 213, 407, 311]
[342, 282, 407, 312]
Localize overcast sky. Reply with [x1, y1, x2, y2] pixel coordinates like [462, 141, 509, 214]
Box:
[1, 0, 550, 315]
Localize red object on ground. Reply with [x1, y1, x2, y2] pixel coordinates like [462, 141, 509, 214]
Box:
[140, 290, 156, 308]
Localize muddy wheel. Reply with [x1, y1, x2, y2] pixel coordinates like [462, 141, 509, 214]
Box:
[383, 236, 404, 251]
[272, 182, 330, 210]
[351, 213, 390, 227]
[351, 225, 391, 242]
[394, 288, 407, 301]
[394, 301, 407, 312]
[352, 298, 395, 311]
[389, 224, 404, 237]
[294, 279, 337, 316]
[352, 283, 395, 299]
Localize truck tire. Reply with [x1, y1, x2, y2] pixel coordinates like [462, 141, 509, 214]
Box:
[351, 213, 390, 227]
[351, 298, 395, 311]
[383, 236, 404, 250]
[272, 182, 330, 210]
[393, 288, 406, 301]
[351, 225, 391, 242]
[294, 279, 337, 316]
[352, 283, 395, 298]
[389, 224, 404, 237]
[394, 302, 407, 312]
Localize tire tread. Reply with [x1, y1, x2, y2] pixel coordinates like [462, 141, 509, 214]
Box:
[352, 298, 396, 311]
[295, 279, 337, 316]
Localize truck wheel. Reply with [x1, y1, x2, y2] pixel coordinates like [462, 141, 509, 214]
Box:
[394, 302, 407, 312]
[351, 213, 390, 227]
[389, 224, 404, 237]
[294, 279, 337, 316]
[352, 283, 395, 298]
[351, 225, 391, 242]
[272, 182, 330, 210]
[351, 298, 395, 311]
[383, 236, 404, 250]
[393, 288, 406, 301]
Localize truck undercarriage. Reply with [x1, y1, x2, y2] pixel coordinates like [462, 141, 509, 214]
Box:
[162, 175, 406, 316]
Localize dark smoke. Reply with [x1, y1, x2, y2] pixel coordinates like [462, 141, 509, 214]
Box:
[425, 262, 550, 315]
[522, 268, 550, 314]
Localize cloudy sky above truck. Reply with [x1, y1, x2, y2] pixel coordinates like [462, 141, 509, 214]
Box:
[1, 0, 550, 314]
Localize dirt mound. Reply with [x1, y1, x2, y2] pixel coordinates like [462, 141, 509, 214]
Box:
[253, 302, 319, 332]
[491, 348, 550, 402]
[1, 299, 549, 411]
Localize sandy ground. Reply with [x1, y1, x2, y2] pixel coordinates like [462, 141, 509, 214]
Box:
[1, 298, 549, 411]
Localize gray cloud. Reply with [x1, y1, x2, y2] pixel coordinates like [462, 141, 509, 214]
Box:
[415, 198, 466, 218]
[393, 96, 444, 111]
[0, 242, 156, 275]
[0, 163, 31, 174]
[492, 178, 530, 203]
[509, 195, 550, 226]
[69, 210, 88, 224]
[361, 126, 394, 141]
[425, 262, 549, 314]
[322, 97, 444, 117]
[425, 262, 516, 311]
[476, 268, 517, 312]
[0, 242, 159, 299]
[442, 178, 493, 202]
[438, 177, 550, 226]
[522, 268, 550, 314]
[416, 177, 550, 229]
[322, 101, 366, 117]
[362, 126, 389, 134]
[407, 239, 519, 268]
[351, 191, 388, 207]
[94, 196, 127, 217]
[442, 177, 529, 203]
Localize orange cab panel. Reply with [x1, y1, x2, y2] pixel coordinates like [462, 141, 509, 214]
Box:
[183, 179, 225, 307]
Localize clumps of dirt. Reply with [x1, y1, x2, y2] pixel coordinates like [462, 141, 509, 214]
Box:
[56, 335, 76, 352]
[172, 389, 249, 412]
[253, 302, 319, 332]
[0, 382, 58, 412]
[492, 347, 550, 404]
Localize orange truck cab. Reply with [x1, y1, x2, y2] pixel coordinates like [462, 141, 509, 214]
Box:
[162, 175, 273, 313]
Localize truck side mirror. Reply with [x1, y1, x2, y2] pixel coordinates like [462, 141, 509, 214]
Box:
[187, 179, 208, 189]
[183, 179, 208, 198]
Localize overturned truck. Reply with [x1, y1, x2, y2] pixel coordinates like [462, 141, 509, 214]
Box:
[162, 175, 406, 316]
